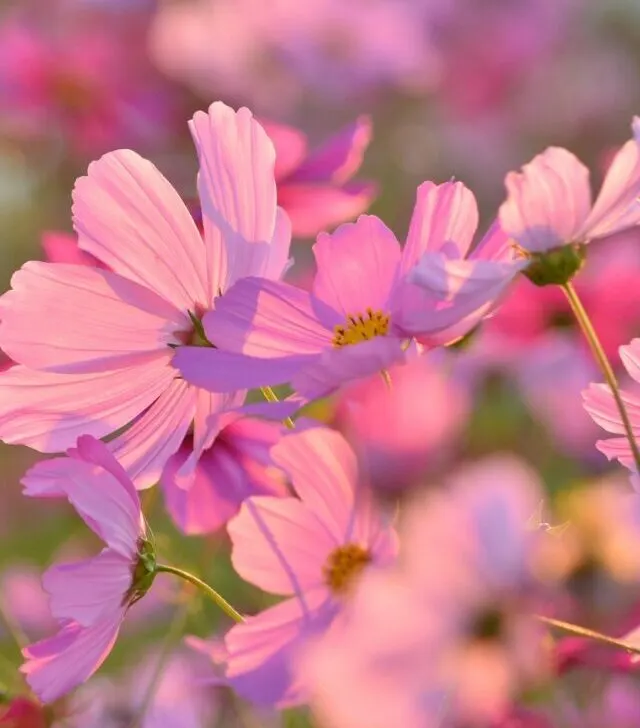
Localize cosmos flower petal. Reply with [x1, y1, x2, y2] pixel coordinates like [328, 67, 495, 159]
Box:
[260, 119, 308, 179]
[499, 147, 591, 252]
[72, 149, 208, 310]
[0, 262, 185, 373]
[402, 180, 479, 270]
[41, 231, 101, 267]
[312, 215, 401, 315]
[21, 611, 125, 704]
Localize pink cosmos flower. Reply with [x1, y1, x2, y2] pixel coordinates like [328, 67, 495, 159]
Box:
[20, 435, 153, 704]
[583, 338, 640, 471]
[303, 456, 555, 728]
[40, 231, 102, 268]
[261, 116, 376, 238]
[218, 425, 397, 707]
[175, 180, 524, 400]
[499, 117, 640, 253]
[161, 414, 286, 535]
[0, 102, 291, 489]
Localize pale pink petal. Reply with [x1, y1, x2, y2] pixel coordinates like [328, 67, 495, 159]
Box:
[109, 378, 196, 488]
[228, 496, 334, 596]
[0, 363, 175, 452]
[21, 457, 71, 498]
[174, 346, 312, 392]
[279, 182, 376, 239]
[41, 231, 101, 267]
[21, 611, 125, 704]
[499, 147, 592, 252]
[292, 337, 407, 400]
[471, 221, 515, 263]
[224, 591, 333, 708]
[312, 215, 401, 316]
[0, 262, 185, 373]
[596, 436, 636, 469]
[583, 383, 640, 435]
[42, 549, 132, 626]
[402, 181, 479, 272]
[290, 116, 372, 184]
[259, 120, 308, 180]
[621, 338, 640, 383]
[72, 149, 207, 311]
[270, 427, 359, 542]
[206, 277, 332, 355]
[189, 103, 287, 292]
[581, 118, 640, 240]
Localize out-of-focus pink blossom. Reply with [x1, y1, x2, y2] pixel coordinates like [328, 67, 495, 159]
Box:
[261, 116, 375, 238]
[218, 426, 397, 707]
[335, 352, 469, 489]
[303, 456, 556, 728]
[0, 698, 47, 728]
[0, 565, 56, 639]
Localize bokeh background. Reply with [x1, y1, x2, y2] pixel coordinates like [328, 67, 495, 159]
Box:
[3, 0, 640, 724]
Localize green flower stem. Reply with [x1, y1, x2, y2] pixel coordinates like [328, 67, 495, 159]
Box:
[154, 564, 244, 623]
[538, 615, 640, 655]
[562, 281, 640, 472]
[261, 386, 295, 430]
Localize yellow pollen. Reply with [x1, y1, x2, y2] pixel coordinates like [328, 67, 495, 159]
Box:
[323, 543, 371, 594]
[332, 308, 390, 347]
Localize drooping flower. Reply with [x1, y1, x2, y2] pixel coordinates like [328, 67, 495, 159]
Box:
[261, 116, 375, 237]
[583, 338, 640, 472]
[303, 456, 557, 728]
[0, 101, 291, 490]
[175, 180, 523, 401]
[499, 117, 640, 283]
[20, 436, 155, 703]
[217, 425, 397, 707]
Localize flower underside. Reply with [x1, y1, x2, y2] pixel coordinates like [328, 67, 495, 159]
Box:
[323, 543, 371, 594]
[333, 309, 390, 347]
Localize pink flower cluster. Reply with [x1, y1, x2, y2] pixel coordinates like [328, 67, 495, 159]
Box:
[4, 100, 640, 727]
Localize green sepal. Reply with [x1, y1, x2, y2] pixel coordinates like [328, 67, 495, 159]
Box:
[524, 242, 586, 287]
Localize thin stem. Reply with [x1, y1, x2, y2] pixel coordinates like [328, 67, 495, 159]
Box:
[154, 564, 244, 623]
[562, 281, 640, 471]
[380, 369, 392, 390]
[260, 386, 295, 430]
[539, 615, 640, 655]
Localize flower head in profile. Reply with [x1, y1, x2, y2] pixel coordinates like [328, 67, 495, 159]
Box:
[176, 180, 523, 401]
[217, 425, 397, 707]
[261, 116, 376, 238]
[0, 101, 291, 494]
[303, 456, 556, 728]
[20, 436, 155, 703]
[499, 117, 640, 284]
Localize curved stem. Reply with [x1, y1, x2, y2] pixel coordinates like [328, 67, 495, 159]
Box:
[539, 615, 640, 655]
[562, 281, 640, 471]
[261, 386, 295, 430]
[155, 564, 244, 623]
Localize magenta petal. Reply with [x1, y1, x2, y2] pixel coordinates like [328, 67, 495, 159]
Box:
[401, 181, 479, 272]
[278, 182, 377, 239]
[0, 363, 176, 453]
[42, 549, 132, 626]
[72, 149, 208, 311]
[41, 231, 102, 267]
[292, 336, 406, 401]
[290, 116, 372, 184]
[260, 119, 308, 180]
[224, 592, 333, 708]
[21, 611, 125, 704]
[499, 147, 591, 252]
[312, 215, 401, 316]
[0, 262, 184, 373]
[470, 220, 515, 263]
[174, 346, 313, 392]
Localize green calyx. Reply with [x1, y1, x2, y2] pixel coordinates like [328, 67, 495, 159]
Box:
[524, 242, 587, 287]
[125, 538, 157, 607]
[188, 310, 214, 347]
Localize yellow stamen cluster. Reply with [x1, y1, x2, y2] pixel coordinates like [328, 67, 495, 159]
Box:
[332, 308, 390, 347]
[323, 543, 371, 594]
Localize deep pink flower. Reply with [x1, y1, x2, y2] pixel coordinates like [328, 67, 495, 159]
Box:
[303, 456, 555, 728]
[175, 180, 523, 400]
[219, 426, 397, 707]
[20, 436, 152, 703]
[261, 116, 375, 237]
[40, 231, 102, 268]
[0, 102, 291, 489]
[583, 338, 640, 471]
[499, 117, 640, 253]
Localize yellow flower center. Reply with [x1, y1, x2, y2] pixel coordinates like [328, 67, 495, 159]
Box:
[332, 309, 390, 347]
[323, 543, 371, 594]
